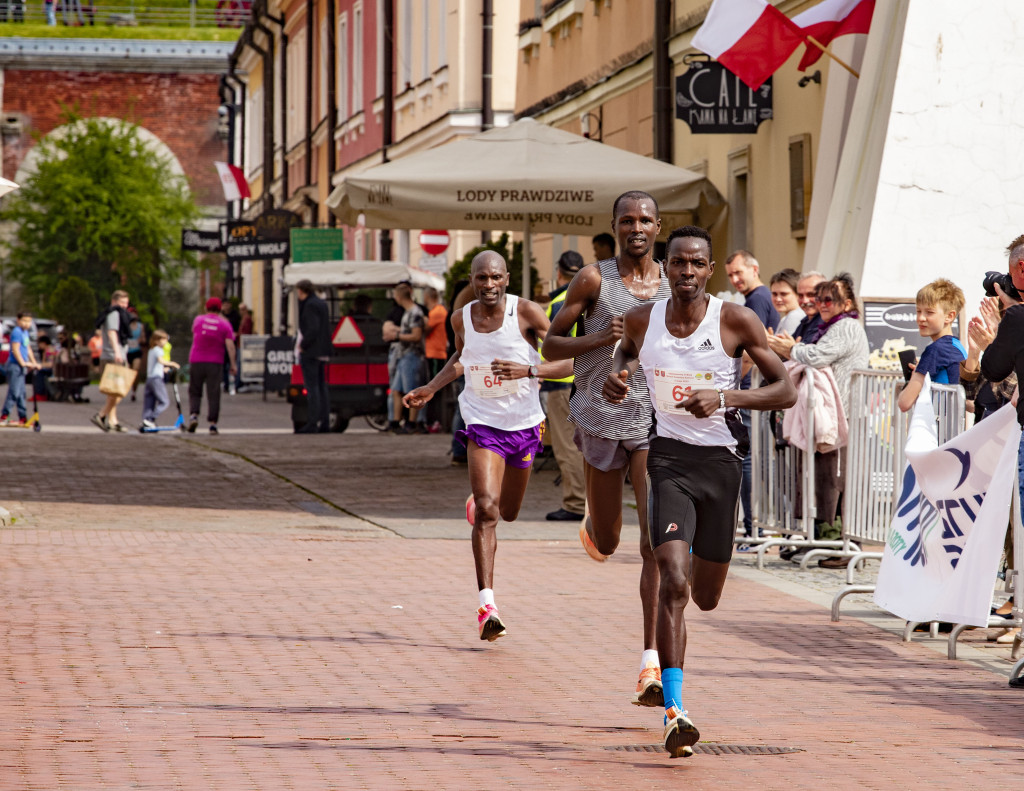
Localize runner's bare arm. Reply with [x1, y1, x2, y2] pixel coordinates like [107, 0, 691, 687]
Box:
[403, 312, 464, 408]
[603, 304, 651, 403]
[681, 304, 796, 417]
[541, 265, 622, 360]
[492, 299, 572, 380]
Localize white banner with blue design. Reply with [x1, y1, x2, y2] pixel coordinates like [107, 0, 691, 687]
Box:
[874, 381, 1020, 626]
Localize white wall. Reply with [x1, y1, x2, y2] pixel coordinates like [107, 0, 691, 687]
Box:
[821, 0, 1024, 315]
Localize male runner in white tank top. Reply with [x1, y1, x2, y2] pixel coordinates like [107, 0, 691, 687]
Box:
[543, 191, 669, 707]
[604, 226, 796, 758]
[404, 251, 571, 642]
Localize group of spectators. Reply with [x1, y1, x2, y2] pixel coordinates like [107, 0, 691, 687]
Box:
[0, 0, 95, 26]
[0, 289, 246, 434]
[382, 282, 448, 434]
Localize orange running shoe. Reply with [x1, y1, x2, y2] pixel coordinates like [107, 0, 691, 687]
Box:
[631, 663, 664, 707]
[579, 523, 608, 562]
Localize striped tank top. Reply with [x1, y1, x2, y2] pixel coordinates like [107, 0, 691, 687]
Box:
[568, 258, 671, 440]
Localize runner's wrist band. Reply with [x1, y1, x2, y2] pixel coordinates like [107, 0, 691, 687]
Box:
[717, 388, 726, 409]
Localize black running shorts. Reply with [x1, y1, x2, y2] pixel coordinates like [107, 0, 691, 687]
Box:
[646, 436, 742, 563]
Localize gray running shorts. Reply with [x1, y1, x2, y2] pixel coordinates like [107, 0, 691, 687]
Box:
[573, 426, 649, 472]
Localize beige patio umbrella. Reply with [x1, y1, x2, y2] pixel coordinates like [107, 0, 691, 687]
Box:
[326, 118, 723, 296]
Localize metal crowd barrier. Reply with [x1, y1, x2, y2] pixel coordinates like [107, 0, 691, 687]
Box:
[745, 371, 856, 569]
[829, 374, 966, 617]
[1009, 476, 1024, 683]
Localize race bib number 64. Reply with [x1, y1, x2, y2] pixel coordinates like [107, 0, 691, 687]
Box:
[467, 364, 518, 398]
[653, 367, 714, 413]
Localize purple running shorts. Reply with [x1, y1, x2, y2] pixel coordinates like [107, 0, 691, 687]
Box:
[455, 423, 544, 469]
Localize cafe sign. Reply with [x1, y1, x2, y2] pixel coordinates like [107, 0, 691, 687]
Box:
[675, 60, 773, 134]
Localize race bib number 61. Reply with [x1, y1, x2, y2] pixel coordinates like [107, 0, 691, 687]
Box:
[467, 364, 518, 398]
[653, 367, 714, 413]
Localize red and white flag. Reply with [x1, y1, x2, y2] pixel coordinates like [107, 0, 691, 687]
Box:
[214, 161, 251, 202]
[691, 0, 805, 90]
[792, 0, 875, 71]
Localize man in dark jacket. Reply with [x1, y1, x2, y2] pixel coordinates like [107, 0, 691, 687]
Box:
[296, 279, 332, 433]
[980, 236, 1024, 427]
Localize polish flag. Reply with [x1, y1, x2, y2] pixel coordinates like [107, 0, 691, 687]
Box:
[214, 161, 251, 202]
[792, 0, 875, 71]
[691, 0, 805, 90]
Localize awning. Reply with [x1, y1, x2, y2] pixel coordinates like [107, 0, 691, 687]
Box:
[282, 260, 445, 291]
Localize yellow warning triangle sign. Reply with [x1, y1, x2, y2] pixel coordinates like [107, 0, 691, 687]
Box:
[332, 316, 365, 347]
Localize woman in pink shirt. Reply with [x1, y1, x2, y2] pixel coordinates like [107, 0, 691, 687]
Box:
[187, 297, 237, 434]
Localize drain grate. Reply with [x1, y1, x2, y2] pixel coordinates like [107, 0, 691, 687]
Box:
[608, 743, 804, 756]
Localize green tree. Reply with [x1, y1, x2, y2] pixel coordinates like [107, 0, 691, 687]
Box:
[0, 110, 199, 328]
[444, 232, 537, 303]
[47, 276, 97, 338]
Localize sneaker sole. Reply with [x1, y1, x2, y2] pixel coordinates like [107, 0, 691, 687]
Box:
[479, 617, 507, 642]
[664, 715, 700, 758]
[631, 680, 664, 707]
[579, 523, 607, 562]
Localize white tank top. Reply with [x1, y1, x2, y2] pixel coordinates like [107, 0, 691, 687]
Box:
[639, 296, 741, 448]
[459, 294, 545, 431]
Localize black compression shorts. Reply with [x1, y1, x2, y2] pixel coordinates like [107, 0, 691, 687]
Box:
[646, 436, 742, 563]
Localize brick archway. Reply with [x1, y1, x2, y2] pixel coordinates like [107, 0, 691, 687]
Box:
[13, 117, 188, 189]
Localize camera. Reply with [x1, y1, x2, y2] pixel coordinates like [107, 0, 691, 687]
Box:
[982, 270, 1021, 302]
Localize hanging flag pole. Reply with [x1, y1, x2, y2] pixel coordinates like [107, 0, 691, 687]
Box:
[803, 34, 860, 78]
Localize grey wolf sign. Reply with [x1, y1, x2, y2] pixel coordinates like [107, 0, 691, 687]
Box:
[220, 210, 301, 263]
[675, 60, 773, 134]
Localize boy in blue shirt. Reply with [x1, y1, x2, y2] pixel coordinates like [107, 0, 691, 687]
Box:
[1, 312, 41, 425]
[898, 278, 967, 412]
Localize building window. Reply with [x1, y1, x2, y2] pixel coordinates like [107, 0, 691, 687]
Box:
[248, 87, 264, 176]
[789, 134, 812, 239]
[287, 28, 307, 148]
[337, 14, 349, 121]
[400, 0, 412, 88]
[319, 17, 328, 121]
[421, 0, 430, 81]
[353, 2, 364, 113]
[727, 145, 751, 253]
[437, 0, 446, 68]
[376, 0, 384, 97]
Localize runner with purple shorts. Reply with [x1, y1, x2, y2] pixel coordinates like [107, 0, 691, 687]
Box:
[404, 251, 572, 641]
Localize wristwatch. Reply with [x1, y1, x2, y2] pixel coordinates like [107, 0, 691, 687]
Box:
[528, 365, 539, 379]
[716, 388, 726, 409]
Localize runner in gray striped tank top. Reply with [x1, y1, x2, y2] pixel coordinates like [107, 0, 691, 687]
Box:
[544, 191, 670, 708]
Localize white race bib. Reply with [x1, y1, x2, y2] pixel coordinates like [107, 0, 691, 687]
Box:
[652, 367, 715, 413]
[467, 364, 518, 398]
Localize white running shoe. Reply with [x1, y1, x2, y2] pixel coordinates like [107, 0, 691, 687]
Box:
[663, 705, 699, 758]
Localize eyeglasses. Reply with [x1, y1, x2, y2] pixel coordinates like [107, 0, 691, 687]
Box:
[816, 295, 835, 306]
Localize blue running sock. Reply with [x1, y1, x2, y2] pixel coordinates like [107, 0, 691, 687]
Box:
[662, 667, 684, 716]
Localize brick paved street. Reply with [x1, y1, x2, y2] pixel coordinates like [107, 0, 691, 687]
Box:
[2, 391, 1022, 790]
